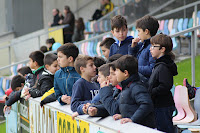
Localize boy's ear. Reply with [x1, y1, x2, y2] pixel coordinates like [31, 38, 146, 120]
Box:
[144, 29, 150, 35]
[21, 83, 24, 88]
[111, 30, 114, 35]
[45, 64, 50, 70]
[124, 70, 129, 77]
[160, 46, 166, 53]
[34, 61, 38, 67]
[80, 66, 84, 73]
[68, 56, 74, 62]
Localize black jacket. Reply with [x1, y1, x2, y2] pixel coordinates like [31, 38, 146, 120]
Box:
[51, 14, 62, 27]
[148, 55, 178, 108]
[119, 74, 155, 128]
[6, 67, 44, 106]
[29, 69, 54, 98]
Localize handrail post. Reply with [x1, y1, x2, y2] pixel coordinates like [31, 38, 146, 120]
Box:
[194, 5, 197, 55]
[8, 46, 11, 75]
[191, 31, 195, 86]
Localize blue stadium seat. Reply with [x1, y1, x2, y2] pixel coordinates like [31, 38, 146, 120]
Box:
[164, 19, 169, 35]
[177, 18, 184, 32]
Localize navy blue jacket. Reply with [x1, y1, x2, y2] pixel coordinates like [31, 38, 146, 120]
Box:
[71, 78, 99, 114]
[119, 74, 156, 128]
[128, 38, 155, 79]
[99, 86, 121, 116]
[148, 55, 177, 108]
[109, 36, 133, 57]
[54, 66, 80, 105]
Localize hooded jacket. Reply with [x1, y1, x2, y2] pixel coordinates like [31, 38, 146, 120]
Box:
[119, 74, 155, 128]
[148, 55, 178, 108]
[109, 36, 133, 57]
[54, 66, 80, 105]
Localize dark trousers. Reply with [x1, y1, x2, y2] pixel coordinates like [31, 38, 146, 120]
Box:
[155, 106, 175, 133]
[64, 34, 72, 43]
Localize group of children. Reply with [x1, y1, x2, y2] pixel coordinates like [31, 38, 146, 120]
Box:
[3, 14, 178, 133]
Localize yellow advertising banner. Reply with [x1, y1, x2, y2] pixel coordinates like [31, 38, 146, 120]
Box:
[57, 111, 89, 133]
[48, 28, 64, 45]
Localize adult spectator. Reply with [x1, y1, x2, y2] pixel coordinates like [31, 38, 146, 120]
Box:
[59, 6, 75, 43]
[48, 9, 64, 27]
[72, 17, 85, 42]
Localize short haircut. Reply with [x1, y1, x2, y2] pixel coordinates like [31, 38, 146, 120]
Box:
[11, 75, 25, 91]
[40, 46, 48, 53]
[98, 64, 110, 77]
[17, 66, 32, 76]
[44, 53, 58, 66]
[107, 54, 123, 63]
[74, 55, 93, 75]
[115, 55, 138, 75]
[93, 56, 106, 68]
[57, 43, 79, 61]
[100, 37, 115, 49]
[65, 5, 70, 11]
[29, 51, 44, 66]
[111, 15, 127, 30]
[136, 15, 159, 36]
[46, 38, 55, 44]
[150, 33, 175, 60]
[109, 61, 116, 71]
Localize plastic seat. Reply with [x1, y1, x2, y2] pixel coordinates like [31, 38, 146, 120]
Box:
[159, 20, 165, 33]
[173, 86, 197, 125]
[177, 18, 184, 32]
[168, 19, 174, 34]
[173, 85, 186, 121]
[164, 19, 169, 35]
[183, 18, 189, 36]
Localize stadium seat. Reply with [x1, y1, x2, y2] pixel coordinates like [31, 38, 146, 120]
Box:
[173, 86, 197, 125]
[164, 19, 169, 35]
[183, 18, 189, 36]
[177, 18, 184, 32]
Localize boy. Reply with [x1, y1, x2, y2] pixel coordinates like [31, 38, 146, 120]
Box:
[54, 43, 80, 105]
[109, 15, 133, 57]
[4, 75, 25, 113]
[24, 53, 59, 98]
[112, 55, 155, 128]
[46, 38, 55, 51]
[100, 37, 115, 59]
[88, 62, 121, 117]
[3, 51, 45, 105]
[71, 55, 99, 117]
[128, 15, 159, 81]
[148, 34, 178, 133]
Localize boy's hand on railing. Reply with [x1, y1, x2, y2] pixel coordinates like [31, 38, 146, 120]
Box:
[113, 114, 122, 120]
[88, 107, 97, 116]
[61, 95, 71, 104]
[120, 118, 132, 124]
[131, 38, 140, 48]
[72, 112, 79, 120]
[82, 103, 91, 114]
[25, 94, 31, 101]
[3, 105, 11, 114]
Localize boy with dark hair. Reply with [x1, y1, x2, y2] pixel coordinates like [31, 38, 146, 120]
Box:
[109, 15, 133, 57]
[149, 34, 178, 133]
[112, 55, 155, 128]
[4, 75, 25, 113]
[71, 55, 99, 117]
[107, 54, 123, 63]
[24, 53, 59, 98]
[54, 43, 80, 105]
[100, 37, 115, 59]
[17, 66, 32, 77]
[46, 38, 55, 51]
[128, 15, 159, 82]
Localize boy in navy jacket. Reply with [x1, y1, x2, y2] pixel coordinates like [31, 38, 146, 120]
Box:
[71, 55, 99, 118]
[54, 43, 81, 105]
[109, 15, 133, 57]
[110, 55, 155, 128]
[149, 34, 177, 133]
[128, 15, 159, 82]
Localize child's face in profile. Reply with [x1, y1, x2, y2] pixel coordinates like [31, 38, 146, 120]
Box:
[46, 60, 60, 74]
[83, 60, 96, 78]
[115, 68, 127, 83]
[46, 43, 52, 49]
[57, 51, 69, 68]
[137, 28, 151, 42]
[29, 58, 36, 70]
[109, 67, 118, 86]
[97, 71, 108, 84]
[101, 46, 110, 59]
[150, 43, 163, 59]
[111, 26, 128, 42]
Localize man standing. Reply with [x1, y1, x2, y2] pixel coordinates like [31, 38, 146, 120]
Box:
[48, 9, 63, 27]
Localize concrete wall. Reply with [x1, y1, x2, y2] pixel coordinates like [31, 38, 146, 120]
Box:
[0, 0, 7, 34]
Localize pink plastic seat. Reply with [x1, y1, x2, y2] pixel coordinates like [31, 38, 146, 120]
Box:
[173, 86, 197, 125]
[173, 85, 186, 121]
